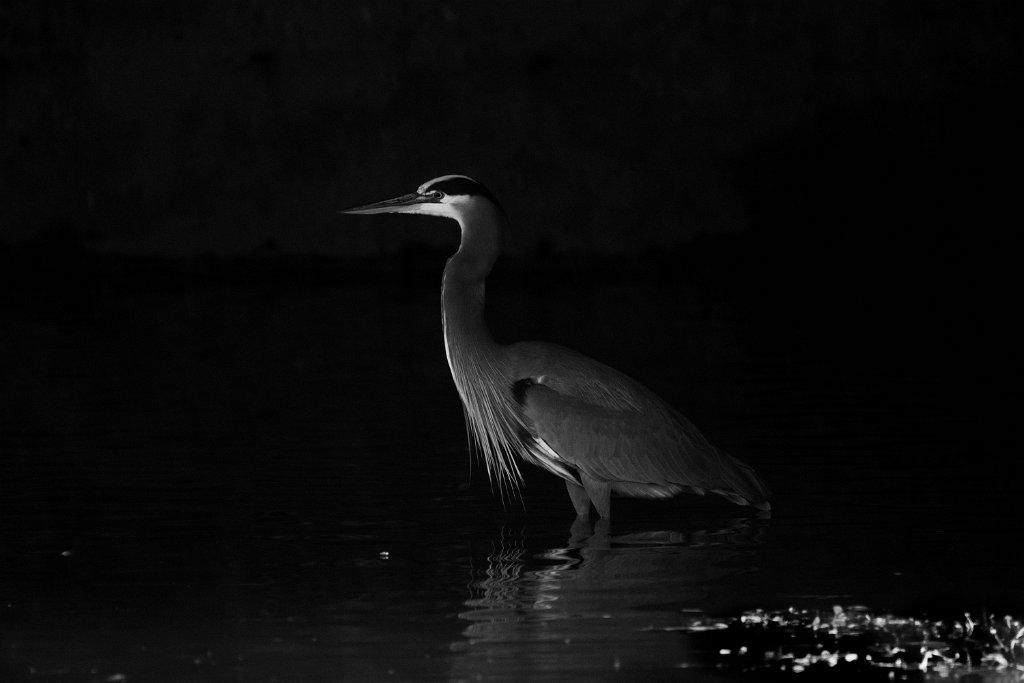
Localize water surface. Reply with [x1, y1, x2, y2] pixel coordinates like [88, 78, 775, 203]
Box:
[1, 262, 1019, 681]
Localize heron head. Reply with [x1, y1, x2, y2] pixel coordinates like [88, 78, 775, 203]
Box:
[341, 174, 502, 221]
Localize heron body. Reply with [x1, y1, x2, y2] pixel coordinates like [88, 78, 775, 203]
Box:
[344, 175, 771, 518]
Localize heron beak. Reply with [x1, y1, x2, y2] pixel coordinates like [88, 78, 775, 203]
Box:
[341, 192, 434, 215]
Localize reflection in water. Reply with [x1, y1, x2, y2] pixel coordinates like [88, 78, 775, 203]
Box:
[4, 272, 1020, 681]
[452, 517, 768, 680]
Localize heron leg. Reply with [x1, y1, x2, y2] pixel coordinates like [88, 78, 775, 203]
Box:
[569, 515, 592, 541]
[565, 480, 591, 517]
[581, 473, 611, 520]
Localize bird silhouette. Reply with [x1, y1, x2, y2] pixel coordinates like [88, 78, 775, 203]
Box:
[344, 174, 771, 518]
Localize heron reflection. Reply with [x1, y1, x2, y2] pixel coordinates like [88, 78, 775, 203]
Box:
[449, 517, 767, 678]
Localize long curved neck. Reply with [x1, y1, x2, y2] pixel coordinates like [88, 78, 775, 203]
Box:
[440, 200, 525, 492]
[441, 201, 506, 359]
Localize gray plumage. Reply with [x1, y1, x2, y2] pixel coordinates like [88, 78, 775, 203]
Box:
[343, 174, 771, 518]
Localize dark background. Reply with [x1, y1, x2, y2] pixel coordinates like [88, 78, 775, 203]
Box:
[1, 4, 1023, 678]
[3, 1, 1019, 254]
[3, 0, 1020, 446]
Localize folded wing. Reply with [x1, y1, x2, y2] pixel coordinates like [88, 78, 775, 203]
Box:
[509, 341, 771, 510]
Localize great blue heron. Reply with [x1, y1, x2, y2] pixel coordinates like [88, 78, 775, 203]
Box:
[343, 175, 771, 518]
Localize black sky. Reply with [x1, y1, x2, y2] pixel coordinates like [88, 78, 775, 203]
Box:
[2, 1, 1019, 257]
[2, 2, 1020, 405]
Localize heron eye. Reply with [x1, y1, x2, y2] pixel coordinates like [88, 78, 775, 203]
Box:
[430, 191, 445, 201]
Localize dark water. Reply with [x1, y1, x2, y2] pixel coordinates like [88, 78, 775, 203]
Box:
[2, 261, 1020, 681]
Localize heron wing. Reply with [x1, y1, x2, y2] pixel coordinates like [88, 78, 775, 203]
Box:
[508, 342, 771, 509]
